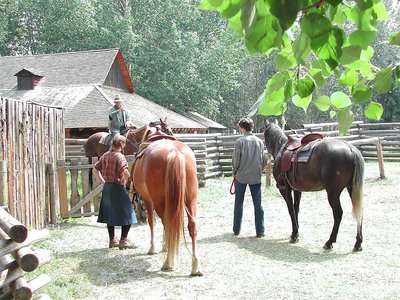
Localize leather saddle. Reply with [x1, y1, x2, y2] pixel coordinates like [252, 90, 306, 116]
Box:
[277, 133, 323, 189]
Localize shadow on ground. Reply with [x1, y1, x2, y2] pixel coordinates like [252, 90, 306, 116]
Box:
[198, 233, 350, 263]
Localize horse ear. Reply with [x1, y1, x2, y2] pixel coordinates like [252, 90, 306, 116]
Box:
[274, 119, 279, 125]
[264, 119, 270, 126]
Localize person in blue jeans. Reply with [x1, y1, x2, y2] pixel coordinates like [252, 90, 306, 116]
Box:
[232, 117, 266, 238]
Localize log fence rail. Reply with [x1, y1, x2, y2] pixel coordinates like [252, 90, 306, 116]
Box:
[60, 122, 399, 218]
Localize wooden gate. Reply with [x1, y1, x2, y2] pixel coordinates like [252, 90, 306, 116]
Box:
[57, 156, 135, 218]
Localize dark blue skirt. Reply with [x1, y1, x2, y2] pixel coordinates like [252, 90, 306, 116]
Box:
[97, 183, 137, 226]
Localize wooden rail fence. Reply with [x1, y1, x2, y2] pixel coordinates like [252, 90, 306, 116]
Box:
[0, 207, 51, 300]
[59, 122, 399, 218]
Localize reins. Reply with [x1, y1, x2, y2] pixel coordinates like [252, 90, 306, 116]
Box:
[230, 179, 236, 195]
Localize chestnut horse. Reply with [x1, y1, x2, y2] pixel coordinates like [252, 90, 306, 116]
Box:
[83, 118, 173, 158]
[264, 121, 364, 251]
[130, 138, 202, 276]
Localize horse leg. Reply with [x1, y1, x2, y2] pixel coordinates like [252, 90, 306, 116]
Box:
[324, 191, 343, 250]
[280, 186, 299, 243]
[293, 190, 301, 229]
[146, 201, 157, 255]
[186, 206, 203, 276]
[347, 186, 363, 252]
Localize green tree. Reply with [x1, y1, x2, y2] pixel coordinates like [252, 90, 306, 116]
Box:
[129, 0, 247, 122]
[200, 0, 400, 134]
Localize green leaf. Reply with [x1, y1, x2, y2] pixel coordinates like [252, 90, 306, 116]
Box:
[210, 0, 223, 6]
[337, 107, 354, 135]
[275, 50, 296, 70]
[198, 0, 224, 10]
[331, 91, 351, 108]
[360, 46, 374, 62]
[340, 45, 362, 65]
[313, 95, 331, 111]
[284, 80, 294, 99]
[311, 60, 333, 77]
[292, 32, 311, 64]
[221, 0, 244, 18]
[301, 13, 332, 40]
[329, 110, 337, 118]
[295, 77, 315, 98]
[270, 0, 302, 31]
[352, 84, 372, 104]
[349, 30, 377, 49]
[241, 0, 257, 35]
[266, 72, 287, 91]
[365, 102, 383, 120]
[317, 27, 344, 70]
[292, 94, 312, 113]
[310, 69, 325, 87]
[229, 12, 244, 36]
[326, 0, 342, 7]
[373, 1, 389, 21]
[258, 89, 287, 116]
[373, 68, 392, 93]
[339, 69, 358, 86]
[247, 15, 282, 53]
[388, 32, 400, 46]
[248, 90, 266, 116]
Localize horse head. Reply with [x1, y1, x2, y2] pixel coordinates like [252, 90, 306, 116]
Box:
[159, 117, 174, 136]
[263, 121, 287, 158]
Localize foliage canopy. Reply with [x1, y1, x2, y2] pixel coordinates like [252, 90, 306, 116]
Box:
[199, 0, 400, 134]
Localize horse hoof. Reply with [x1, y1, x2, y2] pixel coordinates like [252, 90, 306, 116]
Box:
[161, 266, 173, 272]
[323, 243, 333, 250]
[190, 271, 203, 277]
[352, 246, 363, 252]
[289, 237, 298, 243]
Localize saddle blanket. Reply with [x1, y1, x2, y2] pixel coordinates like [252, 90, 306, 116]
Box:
[99, 133, 113, 146]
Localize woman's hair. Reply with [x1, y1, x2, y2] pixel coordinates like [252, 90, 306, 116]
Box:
[111, 135, 126, 150]
[238, 117, 254, 132]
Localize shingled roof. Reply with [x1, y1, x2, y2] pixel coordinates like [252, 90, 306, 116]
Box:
[0, 48, 208, 133]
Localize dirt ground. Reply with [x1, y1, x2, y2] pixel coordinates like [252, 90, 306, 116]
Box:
[37, 162, 399, 299]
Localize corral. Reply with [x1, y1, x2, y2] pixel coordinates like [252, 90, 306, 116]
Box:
[27, 161, 399, 299]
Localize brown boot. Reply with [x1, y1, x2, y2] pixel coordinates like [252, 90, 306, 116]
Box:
[109, 238, 119, 248]
[119, 238, 137, 250]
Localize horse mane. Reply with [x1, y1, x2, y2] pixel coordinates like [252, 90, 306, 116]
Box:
[264, 123, 288, 158]
[141, 127, 156, 142]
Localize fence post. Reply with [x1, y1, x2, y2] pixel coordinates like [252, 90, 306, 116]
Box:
[57, 160, 68, 218]
[0, 160, 8, 207]
[46, 163, 57, 224]
[376, 138, 386, 179]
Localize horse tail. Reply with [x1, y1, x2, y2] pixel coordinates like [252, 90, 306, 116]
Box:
[164, 151, 186, 260]
[351, 147, 364, 223]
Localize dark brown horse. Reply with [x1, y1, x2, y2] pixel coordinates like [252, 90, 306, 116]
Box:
[264, 121, 364, 251]
[83, 118, 173, 158]
[129, 138, 202, 276]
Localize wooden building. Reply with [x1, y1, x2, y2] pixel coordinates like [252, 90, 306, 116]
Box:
[0, 49, 220, 138]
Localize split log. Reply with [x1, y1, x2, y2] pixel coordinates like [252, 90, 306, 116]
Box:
[10, 277, 32, 300]
[13, 247, 39, 272]
[0, 230, 50, 257]
[0, 274, 51, 300]
[0, 207, 28, 243]
[0, 250, 51, 287]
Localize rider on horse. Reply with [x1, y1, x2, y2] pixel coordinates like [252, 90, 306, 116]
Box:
[108, 95, 134, 138]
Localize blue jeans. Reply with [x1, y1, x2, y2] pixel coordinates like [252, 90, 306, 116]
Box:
[233, 180, 264, 235]
[110, 130, 120, 138]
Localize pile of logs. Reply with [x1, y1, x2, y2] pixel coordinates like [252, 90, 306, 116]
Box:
[0, 207, 51, 300]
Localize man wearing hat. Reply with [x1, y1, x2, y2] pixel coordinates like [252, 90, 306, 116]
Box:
[109, 95, 131, 137]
